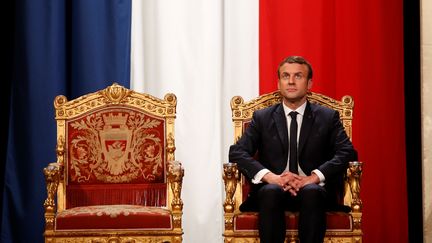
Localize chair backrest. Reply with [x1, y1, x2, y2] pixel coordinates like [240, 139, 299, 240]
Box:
[230, 90, 354, 207]
[53, 83, 177, 212]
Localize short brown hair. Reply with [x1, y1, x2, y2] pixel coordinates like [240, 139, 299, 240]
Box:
[277, 56, 313, 80]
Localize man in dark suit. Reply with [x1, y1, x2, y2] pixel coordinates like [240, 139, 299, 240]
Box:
[229, 56, 357, 243]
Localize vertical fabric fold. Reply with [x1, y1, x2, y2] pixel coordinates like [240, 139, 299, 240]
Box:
[130, 0, 259, 241]
[1, 1, 132, 242]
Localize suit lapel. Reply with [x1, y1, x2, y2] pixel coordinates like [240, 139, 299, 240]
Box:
[298, 102, 315, 156]
[272, 104, 288, 153]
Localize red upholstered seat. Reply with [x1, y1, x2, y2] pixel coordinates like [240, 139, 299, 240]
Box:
[234, 212, 352, 231]
[56, 205, 172, 230]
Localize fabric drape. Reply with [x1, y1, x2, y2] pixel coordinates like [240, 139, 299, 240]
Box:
[259, 1, 407, 242]
[1, 1, 131, 242]
[130, 1, 258, 241]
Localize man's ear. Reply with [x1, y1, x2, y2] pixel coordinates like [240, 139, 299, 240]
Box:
[307, 79, 313, 90]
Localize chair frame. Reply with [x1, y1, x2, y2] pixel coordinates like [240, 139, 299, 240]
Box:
[43, 83, 184, 243]
[223, 91, 363, 243]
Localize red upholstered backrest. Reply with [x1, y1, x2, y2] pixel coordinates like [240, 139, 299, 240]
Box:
[65, 107, 167, 208]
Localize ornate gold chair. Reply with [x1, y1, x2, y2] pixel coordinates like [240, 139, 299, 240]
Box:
[43, 83, 184, 243]
[223, 91, 363, 243]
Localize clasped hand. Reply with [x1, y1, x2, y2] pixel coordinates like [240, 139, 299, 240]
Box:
[262, 172, 319, 196]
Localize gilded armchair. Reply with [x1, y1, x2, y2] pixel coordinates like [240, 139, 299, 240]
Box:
[43, 83, 184, 243]
[223, 91, 363, 243]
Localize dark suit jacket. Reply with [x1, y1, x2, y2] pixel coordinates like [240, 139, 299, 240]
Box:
[229, 101, 357, 211]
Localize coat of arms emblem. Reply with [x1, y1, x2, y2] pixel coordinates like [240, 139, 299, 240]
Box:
[68, 110, 164, 184]
[100, 113, 131, 175]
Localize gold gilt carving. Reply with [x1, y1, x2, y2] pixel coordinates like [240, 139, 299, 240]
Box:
[227, 238, 259, 243]
[57, 205, 169, 219]
[348, 161, 363, 213]
[54, 83, 177, 119]
[56, 136, 65, 166]
[51, 237, 175, 243]
[223, 163, 239, 213]
[100, 83, 132, 104]
[168, 160, 184, 211]
[166, 133, 176, 162]
[164, 93, 177, 106]
[43, 163, 61, 231]
[352, 236, 362, 243]
[172, 214, 182, 229]
[51, 239, 82, 243]
[224, 216, 234, 231]
[286, 234, 297, 243]
[324, 237, 355, 243]
[352, 215, 362, 231]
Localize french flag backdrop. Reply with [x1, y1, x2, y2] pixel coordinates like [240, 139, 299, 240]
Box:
[1, 0, 407, 242]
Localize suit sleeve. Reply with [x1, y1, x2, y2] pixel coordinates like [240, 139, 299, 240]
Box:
[317, 111, 358, 179]
[228, 111, 267, 180]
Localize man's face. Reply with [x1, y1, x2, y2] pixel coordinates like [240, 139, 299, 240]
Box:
[278, 63, 312, 105]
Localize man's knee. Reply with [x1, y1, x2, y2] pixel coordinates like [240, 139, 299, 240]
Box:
[299, 184, 327, 203]
[257, 184, 284, 205]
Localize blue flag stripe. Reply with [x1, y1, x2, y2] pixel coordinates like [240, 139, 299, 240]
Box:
[1, 1, 131, 242]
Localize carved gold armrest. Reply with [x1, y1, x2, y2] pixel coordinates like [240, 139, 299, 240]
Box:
[223, 162, 240, 232]
[43, 162, 62, 231]
[167, 160, 184, 211]
[347, 161, 363, 213]
[167, 160, 184, 230]
[223, 162, 239, 213]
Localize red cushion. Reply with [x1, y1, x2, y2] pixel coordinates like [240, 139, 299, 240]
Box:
[56, 205, 172, 230]
[234, 212, 352, 231]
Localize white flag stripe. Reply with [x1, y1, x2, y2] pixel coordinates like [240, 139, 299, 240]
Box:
[131, 0, 258, 242]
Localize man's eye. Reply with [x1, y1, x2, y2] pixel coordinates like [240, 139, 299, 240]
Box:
[295, 74, 303, 79]
[282, 73, 289, 79]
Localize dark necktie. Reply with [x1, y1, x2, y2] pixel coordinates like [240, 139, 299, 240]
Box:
[289, 111, 298, 174]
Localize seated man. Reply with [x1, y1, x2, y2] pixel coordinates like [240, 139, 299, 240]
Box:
[229, 56, 357, 243]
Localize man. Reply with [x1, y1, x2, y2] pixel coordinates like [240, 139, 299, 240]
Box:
[229, 56, 357, 243]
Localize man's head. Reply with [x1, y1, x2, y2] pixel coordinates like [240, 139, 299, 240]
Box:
[277, 56, 313, 80]
[277, 56, 313, 108]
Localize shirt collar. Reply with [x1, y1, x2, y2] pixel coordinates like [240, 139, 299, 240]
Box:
[282, 100, 307, 117]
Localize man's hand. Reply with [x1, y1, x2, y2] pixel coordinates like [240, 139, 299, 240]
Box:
[280, 171, 301, 195]
[262, 172, 288, 187]
[281, 172, 320, 196]
[262, 171, 301, 195]
[298, 173, 320, 187]
[262, 172, 321, 196]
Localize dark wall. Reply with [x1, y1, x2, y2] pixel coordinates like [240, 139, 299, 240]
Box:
[404, 0, 423, 242]
[1, 0, 14, 227]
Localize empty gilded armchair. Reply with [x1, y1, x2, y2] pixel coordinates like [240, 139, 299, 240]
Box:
[43, 83, 184, 243]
